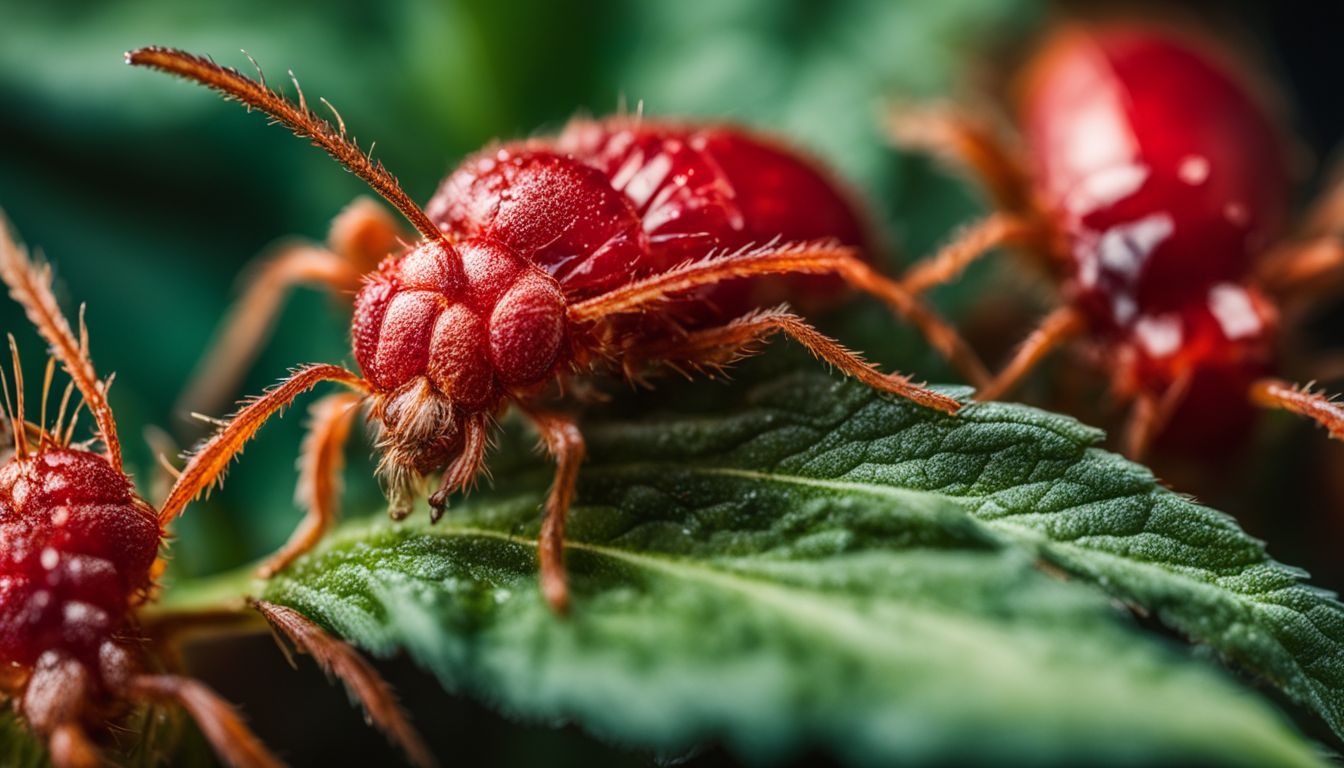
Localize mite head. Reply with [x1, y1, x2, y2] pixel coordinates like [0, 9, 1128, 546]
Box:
[353, 237, 569, 513]
[123, 47, 574, 515]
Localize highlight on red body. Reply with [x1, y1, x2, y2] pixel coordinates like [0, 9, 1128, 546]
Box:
[891, 19, 1344, 458]
[1021, 24, 1291, 321]
[0, 449, 159, 667]
[128, 45, 971, 615]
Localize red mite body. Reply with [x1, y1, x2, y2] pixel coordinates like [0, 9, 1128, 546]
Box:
[0, 450, 157, 668]
[893, 22, 1344, 457]
[356, 119, 871, 431]
[129, 47, 973, 613]
[1025, 28, 1285, 447]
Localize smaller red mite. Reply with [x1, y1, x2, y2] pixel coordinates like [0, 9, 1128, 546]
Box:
[126, 47, 981, 613]
[0, 219, 432, 768]
[889, 21, 1344, 458]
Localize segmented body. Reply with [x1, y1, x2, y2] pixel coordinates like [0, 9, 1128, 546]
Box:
[1020, 25, 1290, 447]
[0, 448, 158, 672]
[354, 119, 870, 445]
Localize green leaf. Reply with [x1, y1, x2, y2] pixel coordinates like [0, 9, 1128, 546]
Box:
[0, 713, 47, 768]
[573, 372, 1344, 740]
[203, 371, 1340, 767]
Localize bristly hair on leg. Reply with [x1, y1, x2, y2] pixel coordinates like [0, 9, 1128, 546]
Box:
[7, 335, 28, 458]
[251, 600, 437, 768]
[0, 215, 122, 469]
[125, 46, 443, 244]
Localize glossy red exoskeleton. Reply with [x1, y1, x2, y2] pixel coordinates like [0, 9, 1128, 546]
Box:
[0, 219, 432, 768]
[890, 21, 1344, 458]
[127, 47, 984, 613]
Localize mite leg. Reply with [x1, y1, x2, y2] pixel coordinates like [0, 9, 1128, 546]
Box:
[570, 243, 990, 391]
[884, 104, 1034, 214]
[0, 215, 122, 470]
[642, 307, 961, 414]
[22, 653, 101, 768]
[159, 364, 367, 525]
[48, 724, 101, 768]
[1120, 376, 1192, 461]
[522, 409, 586, 615]
[1255, 237, 1344, 304]
[126, 674, 284, 768]
[1250, 379, 1344, 441]
[251, 600, 436, 768]
[257, 390, 363, 578]
[901, 212, 1040, 294]
[977, 305, 1086, 402]
[178, 197, 402, 419]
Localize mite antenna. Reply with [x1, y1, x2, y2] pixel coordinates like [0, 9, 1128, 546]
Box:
[127, 46, 443, 243]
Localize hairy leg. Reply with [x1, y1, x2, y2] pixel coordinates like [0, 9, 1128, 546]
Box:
[901, 212, 1040, 294]
[257, 391, 364, 578]
[0, 215, 121, 469]
[251, 600, 436, 768]
[1250, 378, 1344, 440]
[159, 364, 367, 525]
[179, 198, 401, 418]
[522, 409, 586, 615]
[977, 306, 1086, 402]
[640, 307, 961, 414]
[127, 674, 283, 768]
[1120, 376, 1192, 461]
[569, 242, 990, 390]
[884, 104, 1034, 214]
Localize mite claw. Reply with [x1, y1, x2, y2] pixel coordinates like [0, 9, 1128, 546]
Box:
[428, 493, 448, 523]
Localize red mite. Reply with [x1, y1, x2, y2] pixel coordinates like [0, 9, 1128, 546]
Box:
[0, 221, 434, 768]
[890, 21, 1344, 458]
[125, 47, 986, 613]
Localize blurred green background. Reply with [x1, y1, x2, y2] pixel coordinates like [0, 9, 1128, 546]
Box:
[1, 0, 1342, 763]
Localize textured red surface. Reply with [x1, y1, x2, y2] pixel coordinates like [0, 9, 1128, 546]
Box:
[1019, 25, 1288, 448]
[354, 119, 871, 401]
[0, 449, 158, 668]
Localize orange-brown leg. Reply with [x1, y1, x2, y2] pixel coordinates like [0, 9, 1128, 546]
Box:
[48, 724, 100, 768]
[1250, 378, 1344, 440]
[977, 305, 1087, 402]
[127, 674, 284, 768]
[251, 600, 436, 768]
[257, 390, 363, 578]
[569, 242, 990, 390]
[178, 197, 402, 419]
[522, 409, 586, 615]
[22, 652, 100, 768]
[901, 212, 1040, 294]
[1255, 237, 1344, 303]
[0, 215, 122, 470]
[159, 364, 368, 525]
[884, 104, 1034, 214]
[1120, 375, 1192, 461]
[640, 307, 961, 414]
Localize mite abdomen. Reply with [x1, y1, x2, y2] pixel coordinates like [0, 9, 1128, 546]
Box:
[0, 450, 158, 667]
